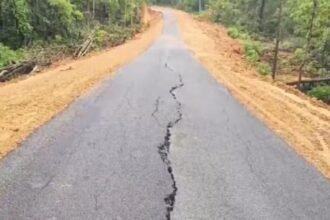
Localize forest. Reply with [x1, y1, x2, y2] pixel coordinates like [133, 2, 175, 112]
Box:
[152, 0, 330, 103]
[0, 0, 146, 79]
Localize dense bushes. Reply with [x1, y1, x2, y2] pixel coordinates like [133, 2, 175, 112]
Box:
[257, 63, 271, 76]
[156, 0, 329, 80]
[0, 44, 24, 67]
[227, 27, 240, 39]
[244, 41, 261, 64]
[0, 0, 146, 68]
[308, 85, 330, 103]
[211, 0, 329, 78]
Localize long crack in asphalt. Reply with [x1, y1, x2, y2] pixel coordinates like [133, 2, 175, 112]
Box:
[158, 65, 184, 220]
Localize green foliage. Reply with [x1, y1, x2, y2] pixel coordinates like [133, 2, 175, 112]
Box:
[308, 85, 330, 103]
[95, 30, 110, 47]
[228, 27, 240, 39]
[170, 0, 330, 77]
[13, 0, 32, 38]
[195, 10, 212, 21]
[281, 37, 306, 51]
[244, 41, 261, 64]
[292, 48, 306, 64]
[227, 26, 252, 40]
[239, 32, 252, 41]
[0, 44, 24, 68]
[150, 0, 206, 11]
[181, 0, 201, 11]
[257, 63, 271, 76]
[316, 68, 328, 77]
[0, 0, 146, 66]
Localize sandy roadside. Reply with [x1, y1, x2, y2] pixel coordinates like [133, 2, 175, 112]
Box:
[0, 10, 163, 157]
[174, 10, 330, 178]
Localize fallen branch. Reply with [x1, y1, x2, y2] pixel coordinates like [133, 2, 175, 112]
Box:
[0, 61, 36, 82]
[74, 36, 94, 58]
[287, 77, 330, 86]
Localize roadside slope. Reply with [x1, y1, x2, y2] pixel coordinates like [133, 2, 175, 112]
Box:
[174, 10, 330, 178]
[0, 11, 163, 157]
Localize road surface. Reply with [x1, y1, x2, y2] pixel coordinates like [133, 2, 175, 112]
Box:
[1, 9, 330, 220]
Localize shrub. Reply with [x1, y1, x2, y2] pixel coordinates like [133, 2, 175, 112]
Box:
[228, 27, 240, 39]
[95, 30, 110, 47]
[257, 63, 271, 76]
[55, 35, 64, 44]
[106, 26, 132, 46]
[284, 37, 306, 49]
[291, 48, 305, 64]
[316, 68, 328, 77]
[239, 32, 251, 40]
[308, 85, 330, 103]
[0, 43, 24, 68]
[281, 40, 295, 51]
[244, 41, 260, 64]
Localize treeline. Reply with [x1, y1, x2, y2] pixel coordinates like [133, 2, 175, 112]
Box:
[209, 0, 329, 75]
[152, 0, 330, 103]
[0, 0, 146, 68]
[151, 0, 206, 11]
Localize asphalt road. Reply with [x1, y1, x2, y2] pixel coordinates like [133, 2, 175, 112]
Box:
[1, 9, 330, 220]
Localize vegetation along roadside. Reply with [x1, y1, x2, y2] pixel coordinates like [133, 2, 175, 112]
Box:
[0, 0, 147, 82]
[171, 7, 330, 178]
[0, 4, 163, 157]
[153, 0, 330, 104]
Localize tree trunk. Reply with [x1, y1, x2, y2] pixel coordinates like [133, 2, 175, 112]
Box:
[92, 0, 96, 19]
[298, 0, 318, 89]
[11, 0, 25, 47]
[258, 0, 266, 31]
[271, 0, 283, 80]
[87, 0, 90, 27]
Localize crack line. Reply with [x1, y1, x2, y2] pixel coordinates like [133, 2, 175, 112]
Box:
[40, 174, 56, 191]
[152, 97, 161, 127]
[158, 72, 184, 220]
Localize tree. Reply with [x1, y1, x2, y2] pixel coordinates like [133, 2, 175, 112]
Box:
[171, 0, 329, 79]
[258, 0, 266, 31]
[298, 0, 318, 88]
[0, 0, 146, 68]
[272, 0, 284, 80]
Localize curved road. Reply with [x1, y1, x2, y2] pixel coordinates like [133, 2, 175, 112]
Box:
[1, 10, 330, 220]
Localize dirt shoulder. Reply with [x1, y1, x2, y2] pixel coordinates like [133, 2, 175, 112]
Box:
[0, 10, 163, 157]
[174, 10, 330, 178]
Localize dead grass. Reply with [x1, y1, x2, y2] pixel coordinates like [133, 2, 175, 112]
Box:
[174, 10, 330, 178]
[0, 10, 163, 157]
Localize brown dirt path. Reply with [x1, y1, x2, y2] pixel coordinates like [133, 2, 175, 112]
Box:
[0, 10, 163, 157]
[174, 10, 330, 178]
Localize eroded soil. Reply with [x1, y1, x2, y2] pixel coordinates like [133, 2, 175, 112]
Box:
[174, 10, 330, 178]
[0, 10, 163, 157]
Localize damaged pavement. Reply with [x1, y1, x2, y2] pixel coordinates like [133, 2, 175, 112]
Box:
[1, 9, 330, 220]
[157, 70, 184, 220]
